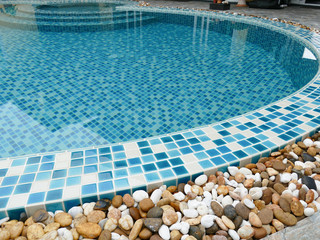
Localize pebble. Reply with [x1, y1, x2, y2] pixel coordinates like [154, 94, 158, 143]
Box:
[183, 209, 198, 218]
[279, 197, 291, 212]
[249, 187, 263, 200]
[32, 209, 49, 223]
[119, 215, 133, 230]
[211, 201, 224, 217]
[27, 223, 45, 240]
[257, 208, 273, 225]
[221, 195, 233, 207]
[248, 212, 262, 227]
[223, 205, 237, 220]
[68, 206, 83, 218]
[272, 219, 284, 231]
[112, 195, 123, 208]
[273, 209, 297, 226]
[54, 212, 72, 227]
[158, 225, 170, 240]
[304, 207, 315, 216]
[189, 225, 202, 240]
[139, 198, 155, 212]
[128, 219, 143, 240]
[273, 161, 286, 171]
[195, 175, 207, 186]
[237, 226, 254, 239]
[235, 203, 250, 219]
[200, 215, 215, 228]
[123, 194, 135, 207]
[83, 202, 95, 216]
[132, 190, 148, 202]
[162, 210, 178, 226]
[253, 227, 267, 239]
[228, 229, 240, 240]
[243, 199, 255, 209]
[144, 218, 163, 232]
[221, 216, 235, 229]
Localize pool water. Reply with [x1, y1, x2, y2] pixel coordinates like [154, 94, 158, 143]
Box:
[0, 4, 318, 158]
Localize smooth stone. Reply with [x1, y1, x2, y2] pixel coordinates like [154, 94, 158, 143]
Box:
[248, 212, 262, 228]
[299, 188, 307, 201]
[304, 207, 315, 217]
[68, 206, 83, 218]
[301, 176, 317, 190]
[129, 219, 143, 240]
[235, 203, 250, 220]
[107, 208, 121, 220]
[9, 221, 24, 238]
[139, 198, 155, 212]
[139, 228, 153, 240]
[243, 199, 255, 209]
[273, 183, 286, 195]
[76, 222, 102, 239]
[27, 223, 45, 240]
[98, 229, 111, 240]
[144, 218, 163, 233]
[32, 209, 49, 223]
[237, 226, 254, 239]
[189, 225, 202, 240]
[170, 230, 182, 240]
[261, 188, 272, 205]
[279, 197, 291, 212]
[158, 225, 170, 240]
[200, 215, 215, 228]
[272, 161, 286, 171]
[249, 187, 263, 200]
[119, 215, 134, 231]
[211, 201, 223, 217]
[195, 175, 208, 186]
[129, 207, 140, 221]
[257, 208, 273, 225]
[302, 153, 316, 162]
[147, 207, 163, 218]
[132, 190, 148, 202]
[233, 216, 243, 230]
[150, 235, 162, 240]
[112, 195, 123, 208]
[228, 229, 240, 240]
[183, 209, 198, 218]
[205, 223, 219, 235]
[123, 194, 135, 208]
[290, 200, 304, 217]
[273, 209, 297, 226]
[54, 212, 72, 227]
[272, 219, 285, 231]
[40, 230, 58, 240]
[162, 210, 178, 226]
[212, 236, 227, 240]
[221, 216, 235, 230]
[223, 205, 237, 220]
[19, 212, 28, 222]
[253, 227, 267, 239]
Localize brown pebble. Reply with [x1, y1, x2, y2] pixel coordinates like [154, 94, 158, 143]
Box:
[170, 230, 182, 240]
[123, 194, 134, 207]
[211, 201, 224, 217]
[235, 203, 250, 220]
[98, 230, 111, 240]
[208, 175, 217, 184]
[290, 200, 304, 217]
[157, 198, 171, 207]
[273, 209, 297, 226]
[253, 227, 267, 239]
[139, 198, 155, 212]
[272, 161, 286, 172]
[273, 183, 286, 195]
[257, 208, 273, 225]
[279, 197, 291, 212]
[112, 195, 123, 208]
[150, 234, 162, 240]
[306, 190, 315, 203]
[129, 207, 141, 221]
[167, 186, 177, 193]
[261, 188, 273, 205]
[139, 228, 152, 240]
[217, 175, 225, 185]
[129, 219, 143, 240]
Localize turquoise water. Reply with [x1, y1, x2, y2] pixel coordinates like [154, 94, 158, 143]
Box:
[0, 4, 318, 158]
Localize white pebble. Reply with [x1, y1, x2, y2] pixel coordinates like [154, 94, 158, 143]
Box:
[55, 210, 64, 215]
[289, 151, 299, 160]
[244, 199, 255, 209]
[177, 212, 182, 223]
[111, 232, 120, 240]
[302, 184, 309, 192]
[203, 182, 214, 192]
[68, 206, 83, 218]
[184, 184, 192, 194]
[228, 166, 239, 176]
[195, 175, 208, 186]
[222, 195, 233, 207]
[291, 173, 298, 180]
[159, 185, 167, 192]
[183, 209, 198, 218]
[300, 200, 308, 208]
[254, 173, 261, 182]
[121, 209, 130, 217]
[249, 187, 263, 200]
[240, 220, 251, 227]
[305, 162, 316, 169]
[304, 208, 315, 217]
[288, 183, 296, 192]
[312, 189, 319, 199]
[281, 190, 293, 196]
[132, 190, 148, 202]
[201, 215, 215, 228]
[0, 217, 9, 225]
[245, 175, 255, 180]
[314, 201, 320, 211]
[295, 161, 305, 168]
[181, 235, 189, 240]
[203, 196, 212, 207]
[159, 225, 170, 240]
[280, 173, 292, 183]
[229, 229, 240, 240]
[170, 222, 182, 231]
[282, 158, 288, 164]
[292, 190, 299, 198]
[180, 221, 190, 235]
[118, 204, 127, 211]
[314, 141, 320, 148]
[212, 189, 218, 200]
[239, 187, 248, 199]
[239, 168, 252, 176]
[197, 205, 209, 215]
[224, 172, 230, 178]
[83, 202, 95, 216]
[188, 199, 201, 209]
[232, 200, 240, 207]
[269, 176, 275, 181]
[174, 192, 185, 201]
[119, 236, 128, 240]
[303, 138, 314, 147]
[228, 180, 238, 188]
[217, 194, 224, 203]
[315, 180, 320, 193]
[150, 189, 162, 204]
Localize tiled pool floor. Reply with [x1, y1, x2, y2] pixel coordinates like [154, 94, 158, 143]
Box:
[0, 3, 320, 219]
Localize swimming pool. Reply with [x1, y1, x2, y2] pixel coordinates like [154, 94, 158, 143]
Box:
[0, 1, 320, 218]
[0, 2, 318, 159]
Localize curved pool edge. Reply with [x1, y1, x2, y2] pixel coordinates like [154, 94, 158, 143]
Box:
[0, 6, 320, 219]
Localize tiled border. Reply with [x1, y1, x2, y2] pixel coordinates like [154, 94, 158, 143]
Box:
[0, 2, 320, 219]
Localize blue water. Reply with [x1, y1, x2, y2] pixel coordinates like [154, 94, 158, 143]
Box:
[0, 4, 318, 158]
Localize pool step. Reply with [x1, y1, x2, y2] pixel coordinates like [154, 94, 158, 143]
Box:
[0, 12, 155, 32]
[6, 11, 134, 23]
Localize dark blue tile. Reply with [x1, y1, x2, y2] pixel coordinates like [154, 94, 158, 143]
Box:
[112, 145, 124, 152]
[42, 155, 54, 162]
[39, 162, 54, 171]
[1, 176, 19, 186]
[206, 149, 220, 157]
[19, 173, 35, 183]
[156, 160, 170, 169]
[155, 152, 168, 160]
[99, 147, 111, 155]
[169, 157, 183, 166]
[213, 139, 226, 146]
[128, 157, 141, 166]
[137, 141, 149, 147]
[173, 166, 188, 175]
[187, 138, 200, 144]
[161, 136, 173, 143]
[46, 189, 63, 201]
[180, 147, 193, 154]
[14, 183, 32, 194]
[143, 163, 157, 172]
[210, 156, 226, 165]
[140, 147, 153, 155]
[99, 154, 112, 162]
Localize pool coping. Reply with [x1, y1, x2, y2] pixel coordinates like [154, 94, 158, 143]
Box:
[0, 3, 320, 219]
